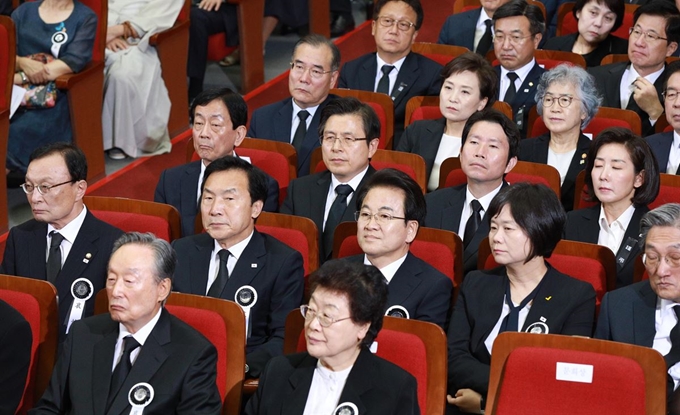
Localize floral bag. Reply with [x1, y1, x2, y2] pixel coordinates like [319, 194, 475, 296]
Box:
[19, 53, 58, 109]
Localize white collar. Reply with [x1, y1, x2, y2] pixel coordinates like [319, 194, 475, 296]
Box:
[376, 54, 407, 73]
[500, 59, 536, 83]
[465, 182, 503, 212]
[363, 252, 409, 283]
[330, 165, 369, 194]
[598, 203, 636, 229]
[212, 229, 254, 260]
[47, 205, 88, 244]
[117, 307, 163, 345]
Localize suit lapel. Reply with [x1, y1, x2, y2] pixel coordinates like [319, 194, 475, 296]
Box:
[513, 63, 542, 107]
[341, 166, 376, 223]
[359, 55, 378, 92]
[522, 266, 564, 331]
[614, 206, 647, 270]
[190, 234, 214, 295]
[422, 119, 447, 176]
[633, 282, 657, 348]
[563, 134, 590, 187]
[577, 205, 601, 243]
[29, 224, 48, 279]
[607, 62, 627, 107]
[225, 231, 266, 294]
[441, 185, 466, 232]
[181, 161, 201, 217]
[275, 100, 294, 146]
[388, 253, 422, 306]
[282, 355, 317, 414]
[391, 53, 419, 108]
[312, 172, 332, 232]
[92, 321, 118, 415]
[473, 273, 506, 354]
[336, 349, 373, 414]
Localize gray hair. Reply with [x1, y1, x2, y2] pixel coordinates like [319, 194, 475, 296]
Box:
[292, 34, 341, 72]
[535, 64, 602, 130]
[111, 232, 176, 284]
[639, 204, 680, 248]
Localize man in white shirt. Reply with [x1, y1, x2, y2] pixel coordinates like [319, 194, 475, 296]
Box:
[589, 0, 680, 137]
[646, 62, 680, 173]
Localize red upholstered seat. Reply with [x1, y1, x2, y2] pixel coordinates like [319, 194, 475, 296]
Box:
[330, 89, 395, 149]
[237, 147, 294, 205]
[411, 106, 443, 122]
[207, 33, 237, 62]
[256, 212, 319, 276]
[368, 102, 390, 149]
[91, 211, 173, 241]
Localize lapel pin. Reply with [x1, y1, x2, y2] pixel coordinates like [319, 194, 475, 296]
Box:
[251, 263, 257, 268]
[540, 316, 547, 322]
[82, 259, 89, 264]
[523, 89, 529, 92]
[581, 153, 587, 158]
[545, 296, 552, 301]
[528, 82, 534, 87]
[85, 253, 92, 258]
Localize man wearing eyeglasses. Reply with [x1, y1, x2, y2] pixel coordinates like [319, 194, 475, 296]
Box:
[647, 62, 680, 173]
[281, 97, 379, 265]
[345, 168, 452, 330]
[337, 0, 442, 148]
[0, 143, 123, 341]
[248, 34, 340, 177]
[595, 203, 680, 413]
[588, 0, 680, 137]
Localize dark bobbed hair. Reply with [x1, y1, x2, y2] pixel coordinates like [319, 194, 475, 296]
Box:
[355, 168, 426, 227]
[111, 232, 176, 285]
[572, 0, 625, 32]
[487, 182, 566, 262]
[633, 0, 680, 45]
[493, 0, 546, 36]
[584, 127, 660, 207]
[189, 87, 248, 128]
[461, 109, 520, 163]
[29, 142, 88, 181]
[663, 60, 680, 90]
[318, 97, 381, 145]
[373, 0, 424, 30]
[308, 260, 388, 348]
[292, 34, 342, 71]
[202, 156, 268, 205]
[441, 52, 498, 109]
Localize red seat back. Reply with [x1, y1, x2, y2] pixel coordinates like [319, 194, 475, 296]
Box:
[0, 18, 11, 110]
[411, 106, 443, 122]
[369, 102, 390, 150]
[256, 224, 312, 275]
[237, 147, 293, 205]
[90, 211, 173, 242]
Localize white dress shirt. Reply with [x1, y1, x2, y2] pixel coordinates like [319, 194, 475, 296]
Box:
[303, 361, 353, 415]
[46, 205, 88, 264]
[653, 298, 680, 389]
[111, 307, 163, 371]
[473, 9, 493, 52]
[205, 230, 254, 294]
[667, 131, 680, 174]
[547, 148, 576, 186]
[429, 133, 461, 192]
[363, 253, 408, 284]
[457, 183, 503, 237]
[374, 55, 406, 96]
[619, 65, 664, 114]
[484, 294, 532, 354]
[323, 167, 369, 231]
[597, 204, 636, 256]
[290, 100, 320, 143]
[499, 59, 535, 102]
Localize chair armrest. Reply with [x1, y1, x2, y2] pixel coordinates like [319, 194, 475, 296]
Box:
[55, 60, 104, 90]
[242, 378, 259, 395]
[149, 20, 190, 47]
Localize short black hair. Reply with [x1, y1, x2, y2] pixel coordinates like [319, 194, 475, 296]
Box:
[493, 0, 546, 36]
[461, 109, 520, 163]
[292, 34, 342, 71]
[573, 0, 625, 32]
[584, 127, 660, 207]
[487, 182, 566, 262]
[29, 142, 88, 181]
[633, 0, 680, 45]
[441, 52, 498, 109]
[189, 87, 248, 128]
[355, 168, 426, 227]
[308, 260, 388, 348]
[318, 97, 381, 146]
[373, 0, 424, 30]
[202, 156, 268, 205]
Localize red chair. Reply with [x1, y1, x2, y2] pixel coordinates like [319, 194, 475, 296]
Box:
[331, 88, 395, 149]
[0, 16, 15, 234]
[528, 106, 642, 138]
[256, 212, 319, 277]
[0, 275, 58, 415]
[411, 42, 469, 66]
[83, 196, 182, 242]
[284, 310, 448, 415]
[486, 332, 667, 415]
[404, 95, 514, 127]
[556, 2, 639, 39]
[574, 172, 680, 211]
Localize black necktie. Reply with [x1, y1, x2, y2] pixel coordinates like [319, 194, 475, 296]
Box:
[499, 278, 544, 333]
[463, 200, 482, 248]
[292, 110, 310, 154]
[46, 231, 65, 284]
[504, 72, 519, 103]
[207, 249, 231, 298]
[376, 65, 395, 95]
[476, 19, 493, 56]
[323, 184, 353, 259]
[108, 335, 141, 408]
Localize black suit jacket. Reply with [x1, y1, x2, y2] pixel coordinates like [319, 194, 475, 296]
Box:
[594, 280, 656, 346]
[646, 131, 674, 173]
[588, 61, 665, 137]
[244, 348, 420, 415]
[564, 204, 648, 288]
[543, 33, 628, 68]
[29, 309, 221, 415]
[338, 52, 443, 148]
[247, 95, 336, 176]
[447, 264, 596, 399]
[495, 63, 545, 138]
[280, 166, 377, 263]
[154, 159, 280, 237]
[0, 298, 32, 415]
[171, 230, 304, 377]
[519, 133, 591, 211]
[396, 117, 447, 182]
[346, 252, 453, 329]
[437, 8, 481, 51]
[0, 210, 123, 341]
[425, 183, 508, 274]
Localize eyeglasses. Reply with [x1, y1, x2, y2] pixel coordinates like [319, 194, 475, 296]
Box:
[289, 62, 334, 79]
[355, 211, 407, 224]
[663, 90, 680, 102]
[320, 135, 370, 146]
[642, 253, 680, 269]
[21, 180, 76, 195]
[629, 27, 667, 42]
[493, 34, 533, 45]
[542, 95, 580, 108]
[300, 305, 351, 328]
[376, 16, 416, 31]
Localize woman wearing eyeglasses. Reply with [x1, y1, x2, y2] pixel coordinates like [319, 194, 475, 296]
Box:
[543, 0, 627, 68]
[244, 260, 419, 415]
[447, 183, 596, 415]
[564, 127, 660, 288]
[519, 64, 601, 212]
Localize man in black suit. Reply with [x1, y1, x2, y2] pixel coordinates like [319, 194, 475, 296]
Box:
[646, 61, 680, 173]
[595, 203, 680, 413]
[248, 34, 340, 176]
[0, 299, 31, 415]
[589, 0, 680, 137]
[30, 233, 222, 414]
[438, 0, 510, 53]
[492, 0, 545, 138]
[425, 109, 520, 274]
[0, 143, 123, 341]
[349, 169, 452, 329]
[281, 97, 380, 264]
[155, 88, 279, 237]
[338, 0, 442, 148]
[172, 156, 304, 378]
